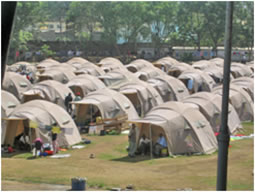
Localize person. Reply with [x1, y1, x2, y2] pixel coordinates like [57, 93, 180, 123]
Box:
[64, 93, 73, 114]
[74, 92, 82, 101]
[34, 138, 43, 157]
[138, 134, 150, 156]
[128, 124, 137, 157]
[52, 132, 58, 154]
[241, 54, 247, 64]
[187, 78, 194, 94]
[154, 133, 167, 157]
[7, 144, 14, 153]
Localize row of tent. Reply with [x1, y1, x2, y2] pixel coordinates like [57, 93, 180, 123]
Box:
[2, 56, 254, 156]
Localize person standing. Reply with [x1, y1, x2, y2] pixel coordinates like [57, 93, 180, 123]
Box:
[128, 124, 137, 157]
[33, 138, 43, 157]
[64, 93, 73, 114]
[52, 132, 58, 154]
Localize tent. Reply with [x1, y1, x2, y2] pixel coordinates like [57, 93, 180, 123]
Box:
[3, 100, 81, 147]
[7, 61, 37, 80]
[118, 81, 163, 117]
[201, 66, 224, 84]
[153, 56, 179, 72]
[178, 69, 216, 93]
[209, 58, 224, 68]
[98, 57, 125, 72]
[22, 80, 75, 109]
[230, 62, 253, 78]
[74, 62, 105, 76]
[129, 101, 218, 156]
[182, 92, 242, 134]
[1, 90, 20, 144]
[98, 69, 137, 87]
[213, 84, 254, 122]
[72, 88, 139, 126]
[126, 59, 154, 73]
[192, 60, 216, 70]
[147, 75, 189, 102]
[134, 66, 166, 81]
[37, 58, 60, 71]
[67, 74, 106, 98]
[37, 67, 76, 84]
[66, 57, 89, 65]
[167, 62, 193, 78]
[231, 77, 254, 101]
[2, 72, 32, 101]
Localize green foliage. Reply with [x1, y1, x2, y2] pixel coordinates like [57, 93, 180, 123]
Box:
[40, 44, 55, 58]
[8, 1, 254, 56]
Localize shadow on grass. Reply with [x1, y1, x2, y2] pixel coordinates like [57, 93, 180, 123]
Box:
[111, 155, 155, 163]
[2, 150, 35, 160]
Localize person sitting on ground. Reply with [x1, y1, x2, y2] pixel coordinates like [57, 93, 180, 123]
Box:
[138, 134, 150, 156]
[154, 133, 167, 157]
[64, 93, 73, 114]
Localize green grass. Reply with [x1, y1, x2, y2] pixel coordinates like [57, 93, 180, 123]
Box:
[1, 123, 253, 191]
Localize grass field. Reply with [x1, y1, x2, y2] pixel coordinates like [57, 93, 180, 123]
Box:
[1, 122, 254, 191]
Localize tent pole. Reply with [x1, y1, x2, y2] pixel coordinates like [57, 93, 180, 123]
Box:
[149, 124, 153, 159]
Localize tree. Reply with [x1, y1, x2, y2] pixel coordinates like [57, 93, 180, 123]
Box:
[202, 2, 226, 56]
[177, 2, 207, 51]
[233, 1, 254, 60]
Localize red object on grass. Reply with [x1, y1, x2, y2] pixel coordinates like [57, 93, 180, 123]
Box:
[215, 132, 220, 136]
[235, 134, 245, 137]
[45, 150, 53, 155]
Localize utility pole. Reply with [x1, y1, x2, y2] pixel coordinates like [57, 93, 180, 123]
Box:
[216, 2, 234, 191]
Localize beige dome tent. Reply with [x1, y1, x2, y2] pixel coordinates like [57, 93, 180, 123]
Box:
[1, 90, 20, 144]
[98, 57, 125, 72]
[153, 56, 179, 72]
[22, 80, 74, 109]
[230, 62, 253, 78]
[209, 57, 224, 68]
[147, 75, 189, 102]
[67, 74, 106, 98]
[98, 69, 137, 88]
[2, 72, 32, 101]
[231, 77, 254, 101]
[201, 66, 224, 84]
[213, 84, 254, 122]
[118, 81, 163, 117]
[192, 60, 216, 70]
[126, 59, 154, 73]
[7, 61, 37, 79]
[182, 92, 242, 134]
[38, 67, 76, 84]
[134, 66, 166, 81]
[74, 62, 105, 76]
[66, 57, 89, 65]
[72, 88, 139, 127]
[3, 100, 81, 147]
[129, 101, 218, 156]
[167, 62, 193, 78]
[37, 58, 60, 71]
[178, 69, 216, 93]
